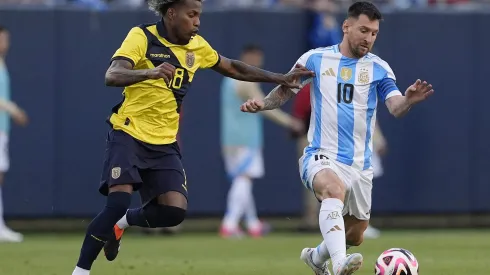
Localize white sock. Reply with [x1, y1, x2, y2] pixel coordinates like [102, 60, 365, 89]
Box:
[319, 198, 346, 270]
[72, 266, 90, 275]
[0, 187, 5, 228]
[312, 242, 352, 266]
[244, 180, 260, 230]
[222, 176, 249, 230]
[116, 212, 129, 229]
[312, 241, 330, 266]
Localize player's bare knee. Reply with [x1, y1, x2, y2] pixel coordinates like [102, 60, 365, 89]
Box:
[157, 191, 188, 210]
[313, 169, 346, 201]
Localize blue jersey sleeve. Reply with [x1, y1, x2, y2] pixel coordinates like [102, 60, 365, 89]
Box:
[377, 77, 401, 101]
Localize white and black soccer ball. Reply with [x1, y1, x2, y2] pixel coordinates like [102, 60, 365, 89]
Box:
[375, 248, 419, 275]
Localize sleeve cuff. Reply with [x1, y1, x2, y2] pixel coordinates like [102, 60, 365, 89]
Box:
[385, 90, 402, 101]
[110, 56, 135, 67]
[211, 53, 221, 69]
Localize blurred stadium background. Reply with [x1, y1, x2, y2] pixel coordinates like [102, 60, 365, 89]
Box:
[0, 0, 489, 274]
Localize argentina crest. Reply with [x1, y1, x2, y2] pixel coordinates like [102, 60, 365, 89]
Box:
[185, 51, 195, 68]
[340, 67, 352, 82]
[358, 68, 370, 84]
[111, 167, 121, 179]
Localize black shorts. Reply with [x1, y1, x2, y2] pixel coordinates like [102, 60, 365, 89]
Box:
[99, 129, 188, 205]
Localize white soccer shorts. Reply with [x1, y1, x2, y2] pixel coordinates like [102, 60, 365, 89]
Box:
[222, 146, 264, 180]
[0, 132, 9, 173]
[299, 149, 373, 220]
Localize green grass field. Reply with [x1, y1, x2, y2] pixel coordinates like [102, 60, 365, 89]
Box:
[0, 230, 489, 275]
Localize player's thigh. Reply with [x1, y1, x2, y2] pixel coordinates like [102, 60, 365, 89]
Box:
[139, 155, 188, 210]
[299, 150, 347, 201]
[223, 146, 264, 180]
[99, 130, 142, 196]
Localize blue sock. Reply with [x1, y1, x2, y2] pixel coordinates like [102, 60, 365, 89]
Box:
[76, 192, 131, 270]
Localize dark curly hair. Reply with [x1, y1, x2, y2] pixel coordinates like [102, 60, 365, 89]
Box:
[148, 0, 203, 17]
[347, 1, 383, 21]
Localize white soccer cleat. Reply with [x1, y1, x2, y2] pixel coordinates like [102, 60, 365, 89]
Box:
[335, 253, 363, 275]
[300, 248, 332, 275]
[0, 227, 23, 243]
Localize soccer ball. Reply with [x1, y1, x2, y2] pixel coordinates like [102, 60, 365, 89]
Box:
[375, 248, 419, 275]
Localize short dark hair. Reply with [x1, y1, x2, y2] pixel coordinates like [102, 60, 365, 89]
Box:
[242, 44, 262, 54]
[0, 25, 7, 33]
[148, 0, 202, 17]
[347, 1, 383, 21]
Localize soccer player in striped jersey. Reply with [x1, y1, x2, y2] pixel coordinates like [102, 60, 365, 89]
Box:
[240, 2, 434, 275]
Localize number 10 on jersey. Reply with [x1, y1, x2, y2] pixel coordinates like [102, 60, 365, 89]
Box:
[337, 83, 354, 104]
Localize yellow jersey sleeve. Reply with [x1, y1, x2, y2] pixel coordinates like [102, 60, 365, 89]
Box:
[198, 37, 220, 69]
[111, 27, 147, 67]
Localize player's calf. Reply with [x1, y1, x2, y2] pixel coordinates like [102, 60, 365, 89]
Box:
[311, 169, 348, 273]
[75, 191, 131, 272]
[344, 216, 369, 247]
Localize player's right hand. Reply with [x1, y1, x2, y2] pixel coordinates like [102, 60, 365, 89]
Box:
[240, 99, 264, 113]
[281, 64, 315, 89]
[146, 62, 176, 86]
[13, 108, 28, 126]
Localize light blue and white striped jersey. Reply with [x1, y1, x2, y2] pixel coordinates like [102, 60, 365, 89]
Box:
[294, 44, 401, 170]
[0, 62, 11, 134]
[220, 77, 263, 148]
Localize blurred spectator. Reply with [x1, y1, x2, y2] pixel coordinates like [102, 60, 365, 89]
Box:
[219, 44, 302, 238]
[307, 0, 342, 49]
[0, 26, 28, 243]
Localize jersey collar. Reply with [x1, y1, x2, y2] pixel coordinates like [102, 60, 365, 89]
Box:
[156, 19, 170, 40]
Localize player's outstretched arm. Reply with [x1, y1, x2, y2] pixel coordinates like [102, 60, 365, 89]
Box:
[386, 79, 434, 118]
[105, 60, 176, 87]
[236, 81, 302, 131]
[213, 56, 314, 89]
[240, 85, 295, 113]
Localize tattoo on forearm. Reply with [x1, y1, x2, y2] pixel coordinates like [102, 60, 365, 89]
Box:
[262, 86, 295, 110]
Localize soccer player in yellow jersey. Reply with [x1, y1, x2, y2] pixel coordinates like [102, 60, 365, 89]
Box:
[71, 0, 314, 274]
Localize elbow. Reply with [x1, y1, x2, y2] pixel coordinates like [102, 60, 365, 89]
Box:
[105, 71, 117, 87]
[389, 108, 406, 119]
[390, 110, 401, 118]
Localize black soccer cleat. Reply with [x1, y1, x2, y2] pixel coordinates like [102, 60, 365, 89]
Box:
[104, 225, 124, 261]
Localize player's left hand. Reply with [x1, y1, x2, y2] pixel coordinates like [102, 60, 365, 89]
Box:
[405, 79, 434, 105]
[280, 64, 315, 89]
[240, 99, 264, 113]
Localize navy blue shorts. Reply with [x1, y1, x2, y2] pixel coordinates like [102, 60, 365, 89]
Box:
[99, 129, 188, 205]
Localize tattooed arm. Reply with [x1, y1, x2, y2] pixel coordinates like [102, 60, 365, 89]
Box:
[240, 84, 297, 113]
[262, 85, 296, 111]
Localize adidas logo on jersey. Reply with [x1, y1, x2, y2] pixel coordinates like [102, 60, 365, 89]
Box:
[322, 68, 336, 77]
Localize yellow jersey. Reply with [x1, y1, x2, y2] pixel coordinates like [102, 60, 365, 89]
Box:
[109, 20, 220, 145]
